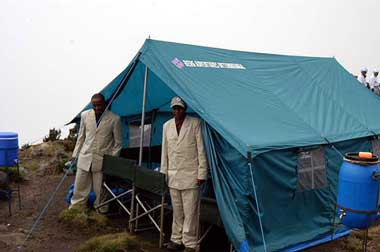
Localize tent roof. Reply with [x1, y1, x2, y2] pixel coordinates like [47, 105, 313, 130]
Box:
[78, 39, 380, 156]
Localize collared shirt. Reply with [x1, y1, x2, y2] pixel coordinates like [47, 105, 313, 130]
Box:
[369, 75, 379, 88]
[95, 113, 101, 126]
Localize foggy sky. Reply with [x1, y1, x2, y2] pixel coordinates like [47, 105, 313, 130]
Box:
[1, 0, 378, 144]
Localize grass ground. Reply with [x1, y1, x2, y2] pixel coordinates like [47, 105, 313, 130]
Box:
[78, 233, 140, 252]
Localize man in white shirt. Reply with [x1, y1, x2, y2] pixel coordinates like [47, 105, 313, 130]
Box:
[357, 67, 369, 88]
[369, 69, 379, 95]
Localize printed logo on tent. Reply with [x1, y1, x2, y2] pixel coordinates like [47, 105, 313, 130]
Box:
[171, 58, 246, 70]
[171, 58, 185, 69]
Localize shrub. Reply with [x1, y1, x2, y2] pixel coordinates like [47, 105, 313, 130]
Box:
[43, 128, 61, 142]
[20, 143, 31, 151]
[0, 166, 25, 181]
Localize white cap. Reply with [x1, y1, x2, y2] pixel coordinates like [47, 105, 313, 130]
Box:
[170, 96, 186, 109]
[361, 67, 368, 72]
[374, 69, 379, 73]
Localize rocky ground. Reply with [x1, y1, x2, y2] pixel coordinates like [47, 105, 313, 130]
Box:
[0, 140, 380, 252]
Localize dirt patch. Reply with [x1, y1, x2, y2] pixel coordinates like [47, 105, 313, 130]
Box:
[0, 173, 87, 252]
[0, 141, 163, 252]
[307, 226, 380, 252]
[0, 170, 164, 252]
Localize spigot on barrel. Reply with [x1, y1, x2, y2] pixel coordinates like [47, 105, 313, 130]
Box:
[339, 209, 347, 220]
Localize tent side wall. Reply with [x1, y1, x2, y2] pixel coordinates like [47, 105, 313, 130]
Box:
[120, 111, 373, 252]
[203, 123, 373, 252]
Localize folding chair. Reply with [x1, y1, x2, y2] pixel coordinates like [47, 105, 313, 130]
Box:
[95, 155, 136, 216]
[128, 166, 168, 248]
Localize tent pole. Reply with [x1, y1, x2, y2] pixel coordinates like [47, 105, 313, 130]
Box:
[67, 52, 141, 125]
[148, 109, 157, 169]
[247, 150, 267, 252]
[139, 65, 149, 167]
[323, 137, 344, 240]
[130, 64, 148, 233]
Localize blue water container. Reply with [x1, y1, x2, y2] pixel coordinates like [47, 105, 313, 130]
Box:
[0, 132, 19, 166]
[337, 152, 380, 229]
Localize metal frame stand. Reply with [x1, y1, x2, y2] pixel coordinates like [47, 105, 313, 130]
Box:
[358, 214, 372, 252]
[95, 182, 132, 215]
[128, 177, 167, 248]
[333, 203, 379, 252]
[362, 227, 369, 252]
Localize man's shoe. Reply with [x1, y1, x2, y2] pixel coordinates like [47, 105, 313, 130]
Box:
[166, 242, 185, 251]
[183, 247, 196, 252]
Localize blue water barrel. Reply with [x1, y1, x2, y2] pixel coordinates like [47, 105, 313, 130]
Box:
[337, 152, 380, 229]
[0, 132, 19, 166]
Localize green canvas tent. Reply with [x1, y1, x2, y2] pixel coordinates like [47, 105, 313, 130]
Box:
[73, 39, 380, 252]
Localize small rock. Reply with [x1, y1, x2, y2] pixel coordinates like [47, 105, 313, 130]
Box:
[37, 162, 50, 177]
[18, 166, 25, 173]
[0, 224, 8, 232]
[36, 149, 44, 157]
[0, 241, 7, 249]
[56, 150, 67, 159]
[0, 233, 25, 246]
[19, 166, 30, 181]
[17, 228, 28, 234]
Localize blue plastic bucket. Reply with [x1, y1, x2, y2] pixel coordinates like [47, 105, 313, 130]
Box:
[337, 152, 380, 229]
[0, 132, 18, 166]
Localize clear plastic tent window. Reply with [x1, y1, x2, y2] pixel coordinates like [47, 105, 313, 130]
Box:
[297, 147, 327, 191]
[128, 124, 152, 148]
